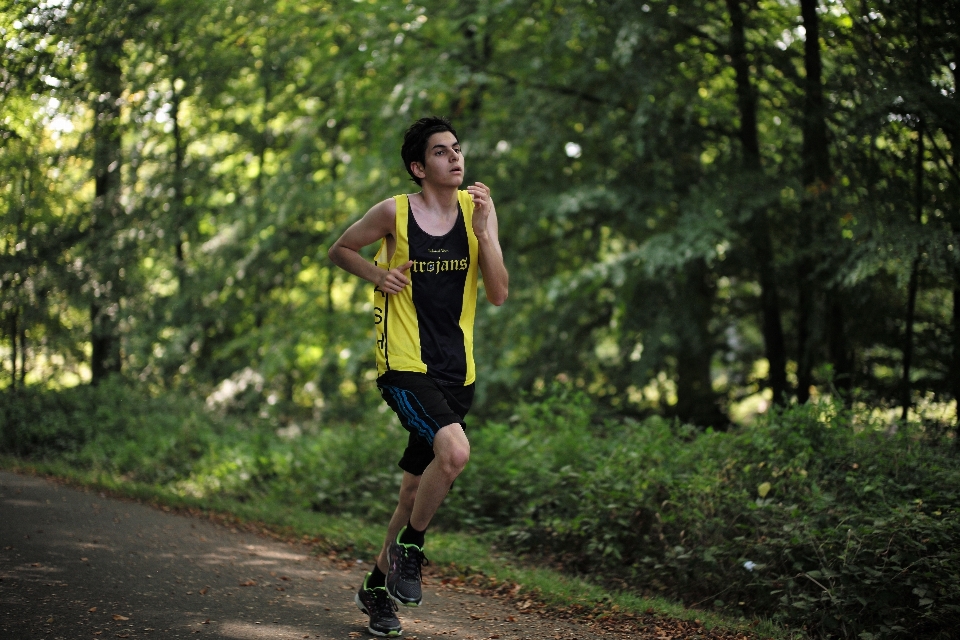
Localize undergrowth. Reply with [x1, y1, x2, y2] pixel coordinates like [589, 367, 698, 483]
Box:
[2, 379, 958, 639]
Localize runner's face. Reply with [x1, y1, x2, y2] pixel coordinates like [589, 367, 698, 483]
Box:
[415, 131, 463, 187]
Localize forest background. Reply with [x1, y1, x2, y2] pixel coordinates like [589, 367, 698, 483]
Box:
[2, 0, 960, 638]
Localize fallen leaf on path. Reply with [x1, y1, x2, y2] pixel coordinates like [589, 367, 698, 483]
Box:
[89, 607, 97, 612]
[112, 614, 129, 621]
[199, 587, 209, 595]
[239, 580, 257, 587]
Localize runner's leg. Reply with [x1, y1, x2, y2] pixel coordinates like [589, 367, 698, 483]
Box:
[358, 471, 415, 636]
[376, 472, 421, 573]
[409, 423, 469, 530]
[386, 423, 469, 606]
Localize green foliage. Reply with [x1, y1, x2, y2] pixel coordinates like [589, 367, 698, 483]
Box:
[5, 383, 958, 638]
[3, 0, 958, 424]
[0, 380, 406, 515]
[488, 391, 960, 639]
[1, 378, 229, 484]
[441, 385, 610, 528]
[3, 0, 960, 634]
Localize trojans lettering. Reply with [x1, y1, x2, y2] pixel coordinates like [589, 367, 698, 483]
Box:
[411, 257, 469, 273]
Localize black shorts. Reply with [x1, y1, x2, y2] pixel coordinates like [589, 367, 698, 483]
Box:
[377, 370, 475, 476]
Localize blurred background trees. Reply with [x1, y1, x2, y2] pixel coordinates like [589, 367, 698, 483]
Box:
[2, 0, 958, 427]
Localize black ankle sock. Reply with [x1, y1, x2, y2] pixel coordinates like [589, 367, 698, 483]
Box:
[368, 565, 387, 588]
[399, 521, 426, 548]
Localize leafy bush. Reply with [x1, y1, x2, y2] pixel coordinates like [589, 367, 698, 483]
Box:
[489, 393, 960, 639]
[0, 380, 406, 517]
[0, 378, 221, 482]
[3, 381, 959, 638]
[439, 386, 611, 528]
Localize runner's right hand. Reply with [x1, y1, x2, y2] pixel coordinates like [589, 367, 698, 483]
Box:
[378, 260, 414, 294]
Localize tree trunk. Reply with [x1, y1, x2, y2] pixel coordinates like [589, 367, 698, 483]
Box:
[726, 0, 788, 404]
[90, 302, 120, 384]
[901, 0, 926, 421]
[797, 0, 832, 403]
[18, 320, 26, 387]
[89, 35, 124, 385]
[674, 259, 727, 430]
[172, 75, 186, 283]
[901, 258, 920, 420]
[953, 283, 960, 441]
[8, 311, 17, 391]
[756, 227, 789, 403]
[947, 31, 959, 443]
[902, 121, 924, 421]
[827, 295, 854, 393]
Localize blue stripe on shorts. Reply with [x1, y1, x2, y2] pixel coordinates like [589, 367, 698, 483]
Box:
[381, 385, 442, 445]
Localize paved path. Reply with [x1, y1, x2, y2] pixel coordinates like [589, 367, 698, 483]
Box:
[0, 471, 605, 640]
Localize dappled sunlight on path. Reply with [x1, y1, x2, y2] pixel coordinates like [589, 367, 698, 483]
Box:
[1, 470, 633, 640]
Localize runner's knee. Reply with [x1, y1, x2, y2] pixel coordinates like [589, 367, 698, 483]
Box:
[437, 439, 469, 477]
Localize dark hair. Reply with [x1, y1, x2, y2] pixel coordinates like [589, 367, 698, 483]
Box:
[401, 116, 459, 186]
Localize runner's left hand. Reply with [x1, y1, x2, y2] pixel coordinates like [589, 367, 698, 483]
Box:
[466, 182, 494, 241]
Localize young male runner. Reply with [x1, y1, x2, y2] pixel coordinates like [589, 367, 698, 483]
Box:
[328, 116, 508, 637]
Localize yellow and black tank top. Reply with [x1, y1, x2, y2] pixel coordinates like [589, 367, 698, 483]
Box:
[373, 192, 479, 386]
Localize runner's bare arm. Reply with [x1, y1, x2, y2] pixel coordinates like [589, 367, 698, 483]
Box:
[466, 182, 509, 306]
[328, 199, 414, 295]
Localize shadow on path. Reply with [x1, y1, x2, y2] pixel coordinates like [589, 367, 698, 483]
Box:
[0, 471, 606, 640]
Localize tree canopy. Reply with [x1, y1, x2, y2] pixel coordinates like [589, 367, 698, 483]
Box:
[2, 0, 959, 427]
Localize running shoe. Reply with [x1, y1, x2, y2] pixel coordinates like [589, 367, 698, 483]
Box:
[386, 530, 429, 607]
[355, 573, 402, 637]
